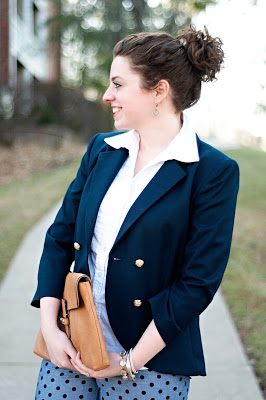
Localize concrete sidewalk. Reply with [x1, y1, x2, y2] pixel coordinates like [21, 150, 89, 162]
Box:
[0, 204, 264, 400]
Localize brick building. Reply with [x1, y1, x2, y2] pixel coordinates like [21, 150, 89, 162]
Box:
[0, 0, 60, 117]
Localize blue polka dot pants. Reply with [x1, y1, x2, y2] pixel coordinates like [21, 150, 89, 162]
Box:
[35, 360, 190, 400]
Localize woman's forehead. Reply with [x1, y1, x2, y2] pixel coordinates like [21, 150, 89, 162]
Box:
[110, 56, 138, 80]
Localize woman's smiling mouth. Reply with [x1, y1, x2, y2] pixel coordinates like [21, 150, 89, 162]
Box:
[112, 107, 122, 117]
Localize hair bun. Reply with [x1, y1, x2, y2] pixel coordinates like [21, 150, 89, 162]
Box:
[176, 25, 224, 82]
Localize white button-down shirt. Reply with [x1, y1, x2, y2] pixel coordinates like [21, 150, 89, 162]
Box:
[88, 114, 199, 353]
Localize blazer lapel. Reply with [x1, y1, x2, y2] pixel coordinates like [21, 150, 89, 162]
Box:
[113, 160, 186, 247]
[85, 148, 128, 248]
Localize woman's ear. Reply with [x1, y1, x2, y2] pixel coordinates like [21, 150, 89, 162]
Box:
[152, 80, 170, 103]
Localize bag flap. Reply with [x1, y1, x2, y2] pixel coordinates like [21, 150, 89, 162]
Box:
[63, 273, 92, 310]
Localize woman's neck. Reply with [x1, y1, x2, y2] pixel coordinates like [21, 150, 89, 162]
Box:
[136, 111, 182, 154]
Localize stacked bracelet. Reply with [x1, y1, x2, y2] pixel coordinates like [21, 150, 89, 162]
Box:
[119, 349, 138, 380]
[129, 348, 138, 374]
[119, 351, 128, 380]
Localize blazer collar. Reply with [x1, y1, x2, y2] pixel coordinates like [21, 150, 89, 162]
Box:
[85, 148, 128, 251]
[113, 160, 186, 247]
[104, 113, 199, 164]
[85, 146, 187, 251]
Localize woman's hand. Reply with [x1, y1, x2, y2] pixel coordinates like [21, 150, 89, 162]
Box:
[42, 326, 78, 370]
[70, 319, 166, 379]
[40, 297, 77, 370]
[70, 352, 122, 379]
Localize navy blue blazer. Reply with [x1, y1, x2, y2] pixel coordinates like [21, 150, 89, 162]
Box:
[32, 131, 239, 376]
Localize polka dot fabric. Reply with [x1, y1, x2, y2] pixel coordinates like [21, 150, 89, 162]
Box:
[35, 360, 190, 400]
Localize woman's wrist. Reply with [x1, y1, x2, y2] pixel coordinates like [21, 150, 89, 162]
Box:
[129, 320, 166, 371]
[40, 297, 61, 334]
[118, 349, 139, 380]
[130, 347, 144, 372]
[41, 321, 60, 335]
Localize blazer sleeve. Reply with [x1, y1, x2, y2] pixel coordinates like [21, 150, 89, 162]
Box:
[31, 134, 99, 307]
[148, 157, 239, 344]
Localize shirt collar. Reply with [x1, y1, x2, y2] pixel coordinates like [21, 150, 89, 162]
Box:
[104, 113, 199, 163]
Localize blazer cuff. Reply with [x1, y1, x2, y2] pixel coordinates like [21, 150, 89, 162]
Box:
[148, 291, 181, 344]
[31, 280, 64, 308]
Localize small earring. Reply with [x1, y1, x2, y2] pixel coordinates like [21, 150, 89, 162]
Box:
[153, 103, 159, 117]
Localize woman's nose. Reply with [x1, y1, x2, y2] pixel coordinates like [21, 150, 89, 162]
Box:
[102, 86, 114, 102]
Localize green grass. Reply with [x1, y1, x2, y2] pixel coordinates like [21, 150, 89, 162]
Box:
[0, 157, 82, 282]
[222, 147, 266, 396]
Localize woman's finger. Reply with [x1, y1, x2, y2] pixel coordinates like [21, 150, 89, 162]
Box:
[70, 359, 82, 373]
[64, 341, 78, 361]
[70, 358, 91, 377]
[57, 355, 76, 371]
[72, 352, 94, 374]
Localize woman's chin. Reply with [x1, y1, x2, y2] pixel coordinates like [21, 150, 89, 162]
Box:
[114, 121, 131, 131]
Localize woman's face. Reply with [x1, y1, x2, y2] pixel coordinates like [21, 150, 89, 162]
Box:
[102, 56, 154, 131]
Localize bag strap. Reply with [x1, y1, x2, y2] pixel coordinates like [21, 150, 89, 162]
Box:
[63, 272, 92, 310]
[60, 299, 71, 338]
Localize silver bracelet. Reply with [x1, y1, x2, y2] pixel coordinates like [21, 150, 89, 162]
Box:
[129, 348, 138, 374]
[126, 350, 136, 380]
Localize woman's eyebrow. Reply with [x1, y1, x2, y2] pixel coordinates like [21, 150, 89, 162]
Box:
[111, 76, 125, 82]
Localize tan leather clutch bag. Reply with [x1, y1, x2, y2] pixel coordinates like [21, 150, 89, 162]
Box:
[33, 272, 110, 371]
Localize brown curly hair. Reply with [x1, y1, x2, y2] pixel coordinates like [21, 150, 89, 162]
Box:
[113, 25, 224, 111]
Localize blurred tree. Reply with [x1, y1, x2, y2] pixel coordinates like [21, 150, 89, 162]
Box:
[48, 0, 216, 97]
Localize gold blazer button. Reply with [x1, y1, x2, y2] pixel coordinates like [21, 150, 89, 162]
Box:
[135, 259, 144, 268]
[74, 242, 81, 250]
[133, 299, 142, 307]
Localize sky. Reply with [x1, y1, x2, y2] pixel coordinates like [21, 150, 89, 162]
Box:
[186, 0, 266, 147]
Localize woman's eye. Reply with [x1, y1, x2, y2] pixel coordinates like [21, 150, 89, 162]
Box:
[114, 82, 121, 88]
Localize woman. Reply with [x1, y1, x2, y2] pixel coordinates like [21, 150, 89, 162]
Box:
[32, 25, 239, 400]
